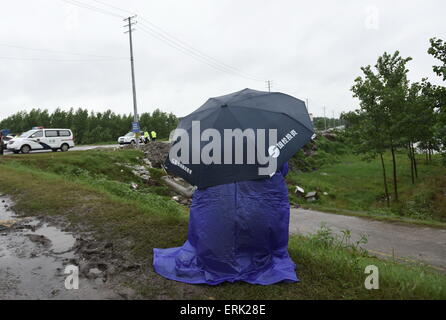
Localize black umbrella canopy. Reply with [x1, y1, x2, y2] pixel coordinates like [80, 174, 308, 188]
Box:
[165, 88, 314, 188]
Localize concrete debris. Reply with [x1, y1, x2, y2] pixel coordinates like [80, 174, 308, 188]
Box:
[130, 182, 139, 190]
[294, 185, 305, 195]
[88, 268, 103, 279]
[321, 131, 338, 141]
[162, 176, 196, 198]
[0, 219, 19, 231]
[140, 142, 170, 168]
[142, 158, 153, 168]
[305, 191, 318, 202]
[132, 171, 150, 183]
[171, 195, 192, 206]
[119, 164, 151, 183]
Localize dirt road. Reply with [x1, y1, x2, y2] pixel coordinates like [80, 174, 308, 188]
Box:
[289, 208, 446, 272]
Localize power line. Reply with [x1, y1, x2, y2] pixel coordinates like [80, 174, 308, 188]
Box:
[138, 18, 264, 82]
[91, 0, 252, 74]
[0, 56, 124, 62]
[138, 24, 263, 82]
[137, 25, 249, 80]
[0, 43, 126, 59]
[90, 0, 135, 15]
[58, 0, 125, 18]
[57, 0, 266, 82]
[64, 0, 265, 82]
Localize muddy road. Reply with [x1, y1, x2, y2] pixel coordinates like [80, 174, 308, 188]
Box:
[0, 195, 133, 300]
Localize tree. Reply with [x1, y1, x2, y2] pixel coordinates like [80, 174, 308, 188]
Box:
[342, 110, 391, 206]
[428, 38, 446, 81]
[428, 38, 446, 161]
[400, 80, 438, 181]
[0, 108, 179, 145]
[351, 51, 412, 202]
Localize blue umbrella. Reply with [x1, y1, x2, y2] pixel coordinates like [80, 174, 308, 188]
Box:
[165, 88, 314, 188]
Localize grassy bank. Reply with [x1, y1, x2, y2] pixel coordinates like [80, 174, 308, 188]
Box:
[77, 141, 117, 146]
[0, 150, 445, 299]
[287, 151, 446, 227]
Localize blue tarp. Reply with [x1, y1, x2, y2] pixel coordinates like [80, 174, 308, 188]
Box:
[153, 163, 298, 285]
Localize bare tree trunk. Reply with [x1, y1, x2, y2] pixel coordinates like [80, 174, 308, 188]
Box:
[380, 153, 390, 207]
[391, 144, 399, 202]
[428, 144, 432, 162]
[411, 143, 418, 179]
[408, 144, 414, 184]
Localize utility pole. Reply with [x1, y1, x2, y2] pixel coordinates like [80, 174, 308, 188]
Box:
[124, 15, 140, 145]
[323, 106, 327, 131]
[332, 110, 335, 128]
[266, 80, 272, 92]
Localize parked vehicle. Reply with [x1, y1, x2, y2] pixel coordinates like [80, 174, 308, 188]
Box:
[2, 135, 14, 145]
[7, 128, 75, 154]
[118, 132, 144, 145]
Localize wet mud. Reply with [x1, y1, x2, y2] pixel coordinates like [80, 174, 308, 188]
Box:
[0, 195, 135, 300]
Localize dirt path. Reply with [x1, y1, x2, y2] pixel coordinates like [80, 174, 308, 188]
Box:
[289, 208, 446, 272]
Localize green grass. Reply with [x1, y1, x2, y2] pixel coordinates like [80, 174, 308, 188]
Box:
[1, 149, 147, 183]
[77, 141, 117, 146]
[287, 152, 446, 227]
[0, 150, 445, 299]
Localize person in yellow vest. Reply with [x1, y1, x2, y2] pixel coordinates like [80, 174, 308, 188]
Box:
[151, 130, 157, 142]
[144, 131, 150, 144]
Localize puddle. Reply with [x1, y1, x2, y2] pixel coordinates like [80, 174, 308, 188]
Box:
[0, 194, 119, 300]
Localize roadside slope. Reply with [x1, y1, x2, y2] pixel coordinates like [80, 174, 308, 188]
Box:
[0, 150, 445, 299]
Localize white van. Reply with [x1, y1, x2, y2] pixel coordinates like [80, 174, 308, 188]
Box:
[7, 128, 75, 154]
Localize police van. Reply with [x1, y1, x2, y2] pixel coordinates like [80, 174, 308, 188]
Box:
[7, 128, 75, 154]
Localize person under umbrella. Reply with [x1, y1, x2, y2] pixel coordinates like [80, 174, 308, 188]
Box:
[153, 89, 314, 285]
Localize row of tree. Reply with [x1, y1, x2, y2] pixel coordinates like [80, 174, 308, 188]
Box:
[0, 108, 179, 145]
[312, 117, 346, 131]
[342, 38, 446, 206]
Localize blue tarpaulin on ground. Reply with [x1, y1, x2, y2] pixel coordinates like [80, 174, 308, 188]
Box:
[153, 163, 298, 285]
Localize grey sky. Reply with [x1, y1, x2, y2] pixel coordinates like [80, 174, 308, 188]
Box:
[0, 0, 444, 121]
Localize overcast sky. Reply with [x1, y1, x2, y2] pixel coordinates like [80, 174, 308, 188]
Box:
[0, 0, 444, 121]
